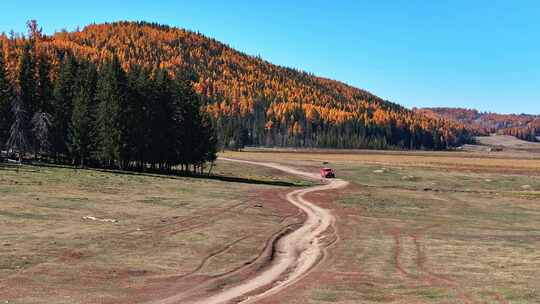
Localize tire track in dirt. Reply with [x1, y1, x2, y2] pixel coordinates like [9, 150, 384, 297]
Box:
[413, 225, 509, 304]
[148, 158, 348, 304]
[0, 204, 248, 285]
[177, 235, 252, 279]
[167, 221, 302, 287]
[146, 222, 303, 304]
[389, 229, 409, 277]
[227, 159, 348, 304]
[389, 225, 468, 300]
[390, 224, 508, 304]
[410, 225, 457, 286]
[118, 202, 247, 237]
[408, 226, 474, 304]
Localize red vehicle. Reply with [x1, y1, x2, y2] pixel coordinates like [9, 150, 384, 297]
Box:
[320, 167, 335, 178]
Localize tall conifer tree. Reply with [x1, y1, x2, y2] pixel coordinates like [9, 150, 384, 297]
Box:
[0, 43, 13, 148]
[18, 42, 36, 117]
[96, 55, 127, 167]
[36, 53, 53, 114]
[125, 66, 150, 170]
[69, 60, 98, 167]
[51, 54, 77, 158]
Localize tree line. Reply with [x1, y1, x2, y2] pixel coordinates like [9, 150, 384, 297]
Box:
[418, 107, 540, 142]
[0, 23, 217, 173]
[209, 101, 472, 150]
[500, 119, 540, 142]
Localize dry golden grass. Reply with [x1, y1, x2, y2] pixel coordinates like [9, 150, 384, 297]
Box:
[3, 149, 540, 303]
[0, 161, 307, 304]
[476, 134, 540, 151]
[224, 150, 540, 304]
[223, 149, 540, 173]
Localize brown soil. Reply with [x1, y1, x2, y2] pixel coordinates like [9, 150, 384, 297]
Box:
[122, 187, 303, 304]
[255, 184, 513, 304]
[0, 182, 303, 304]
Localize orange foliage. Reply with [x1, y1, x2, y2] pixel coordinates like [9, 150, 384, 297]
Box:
[0, 21, 472, 149]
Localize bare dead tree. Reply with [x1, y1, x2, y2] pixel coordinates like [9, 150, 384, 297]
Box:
[7, 97, 30, 163]
[31, 111, 52, 158]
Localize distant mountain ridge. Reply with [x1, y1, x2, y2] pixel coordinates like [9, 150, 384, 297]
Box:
[1, 21, 471, 149]
[416, 107, 540, 142]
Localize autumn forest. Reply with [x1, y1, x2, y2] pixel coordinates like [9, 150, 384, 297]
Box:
[417, 107, 540, 142]
[0, 21, 475, 169]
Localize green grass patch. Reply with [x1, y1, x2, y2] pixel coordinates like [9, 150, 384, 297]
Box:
[311, 289, 339, 302]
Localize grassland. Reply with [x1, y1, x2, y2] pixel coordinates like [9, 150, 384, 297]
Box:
[224, 150, 540, 304]
[3, 149, 540, 304]
[0, 161, 309, 304]
[475, 135, 540, 152]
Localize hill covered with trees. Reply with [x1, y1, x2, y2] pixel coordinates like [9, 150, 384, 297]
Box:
[1, 21, 472, 154]
[417, 107, 540, 142]
[0, 21, 216, 172]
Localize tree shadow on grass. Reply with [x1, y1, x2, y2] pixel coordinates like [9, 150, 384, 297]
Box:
[0, 163, 34, 173]
[89, 167, 302, 187]
[201, 174, 300, 187]
[0, 162, 302, 187]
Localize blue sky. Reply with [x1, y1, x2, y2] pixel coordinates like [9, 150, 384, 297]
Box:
[1, 0, 539, 114]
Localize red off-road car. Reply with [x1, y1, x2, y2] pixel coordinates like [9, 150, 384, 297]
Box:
[320, 167, 335, 178]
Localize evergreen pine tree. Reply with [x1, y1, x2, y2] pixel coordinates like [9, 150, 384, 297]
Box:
[199, 111, 218, 172]
[51, 54, 77, 158]
[172, 70, 201, 169]
[69, 60, 98, 167]
[0, 43, 13, 148]
[170, 70, 217, 171]
[126, 66, 151, 170]
[95, 55, 128, 168]
[151, 68, 176, 169]
[18, 42, 36, 116]
[36, 53, 53, 114]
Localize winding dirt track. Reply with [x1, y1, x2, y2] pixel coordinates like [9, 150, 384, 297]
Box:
[151, 158, 347, 304]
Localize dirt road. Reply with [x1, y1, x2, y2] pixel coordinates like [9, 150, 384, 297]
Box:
[150, 158, 347, 304]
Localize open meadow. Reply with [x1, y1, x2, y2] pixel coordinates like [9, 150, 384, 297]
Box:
[224, 150, 540, 304]
[0, 161, 310, 303]
[2, 149, 540, 304]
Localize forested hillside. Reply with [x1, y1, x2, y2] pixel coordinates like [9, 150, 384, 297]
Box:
[417, 107, 540, 142]
[1, 21, 472, 151]
[0, 21, 216, 172]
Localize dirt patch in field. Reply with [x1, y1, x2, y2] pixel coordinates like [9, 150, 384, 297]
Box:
[248, 188, 305, 223]
[60, 249, 86, 262]
[108, 187, 304, 304]
[254, 183, 359, 304]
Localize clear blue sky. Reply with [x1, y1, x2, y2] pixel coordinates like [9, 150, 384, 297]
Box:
[1, 0, 539, 114]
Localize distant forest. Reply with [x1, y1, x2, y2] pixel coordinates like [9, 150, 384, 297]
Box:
[417, 107, 540, 142]
[1, 21, 473, 162]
